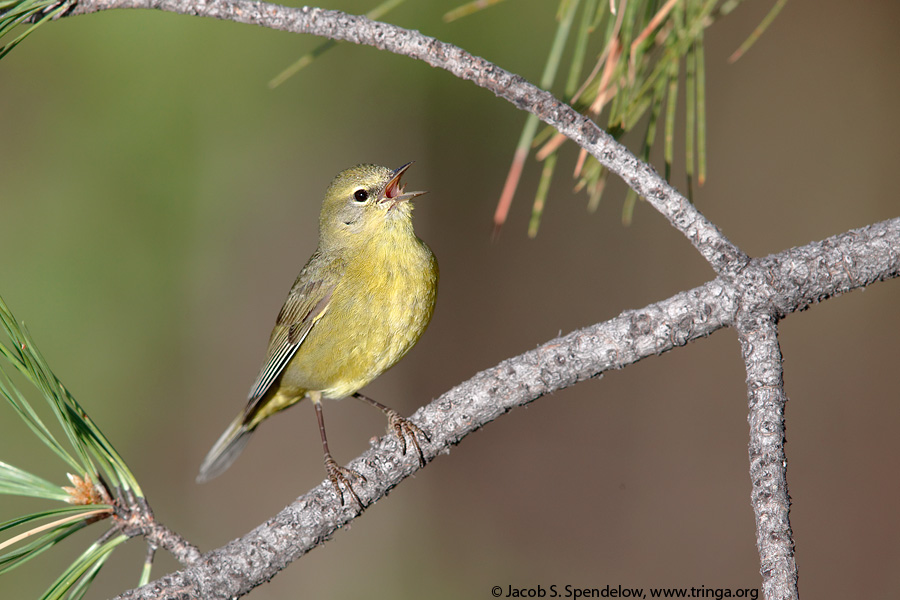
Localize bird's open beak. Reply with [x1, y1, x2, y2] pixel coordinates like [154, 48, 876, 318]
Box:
[380, 162, 427, 210]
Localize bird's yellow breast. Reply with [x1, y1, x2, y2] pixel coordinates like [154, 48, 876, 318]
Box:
[279, 221, 437, 400]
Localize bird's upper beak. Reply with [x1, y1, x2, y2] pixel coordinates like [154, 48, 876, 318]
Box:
[380, 162, 427, 210]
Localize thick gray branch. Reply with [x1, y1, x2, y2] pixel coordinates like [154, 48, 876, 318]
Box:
[737, 317, 797, 600]
[111, 219, 900, 599]
[61, 0, 748, 276]
[727, 220, 900, 599]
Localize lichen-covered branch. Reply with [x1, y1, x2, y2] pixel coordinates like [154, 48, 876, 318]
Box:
[736, 316, 797, 600]
[111, 219, 899, 599]
[727, 220, 900, 599]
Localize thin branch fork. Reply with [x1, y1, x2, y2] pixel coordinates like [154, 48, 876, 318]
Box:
[113, 493, 202, 567]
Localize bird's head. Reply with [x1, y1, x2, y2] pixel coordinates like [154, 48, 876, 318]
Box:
[319, 162, 427, 248]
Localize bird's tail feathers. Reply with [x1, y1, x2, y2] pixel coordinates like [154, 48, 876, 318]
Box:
[196, 415, 255, 483]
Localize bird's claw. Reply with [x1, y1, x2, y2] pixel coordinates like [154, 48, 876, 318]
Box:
[324, 456, 365, 508]
[384, 409, 430, 467]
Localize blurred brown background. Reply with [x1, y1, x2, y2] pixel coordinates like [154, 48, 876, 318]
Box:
[1, 1, 899, 598]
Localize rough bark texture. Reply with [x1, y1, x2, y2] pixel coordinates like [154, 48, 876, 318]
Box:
[738, 317, 797, 600]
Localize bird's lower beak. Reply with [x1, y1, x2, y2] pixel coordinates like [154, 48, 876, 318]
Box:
[380, 162, 427, 209]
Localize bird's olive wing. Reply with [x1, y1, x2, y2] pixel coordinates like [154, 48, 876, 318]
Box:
[245, 277, 335, 402]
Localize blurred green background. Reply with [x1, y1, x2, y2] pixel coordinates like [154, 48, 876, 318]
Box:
[2, 1, 899, 598]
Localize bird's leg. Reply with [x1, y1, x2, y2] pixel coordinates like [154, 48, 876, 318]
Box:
[313, 398, 364, 507]
[352, 393, 429, 467]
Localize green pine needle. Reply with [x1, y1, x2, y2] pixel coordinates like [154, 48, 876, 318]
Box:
[685, 39, 696, 201]
[443, 0, 508, 23]
[529, 152, 558, 238]
[0, 0, 71, 59]
[663, 61, 679, 182]
[0, 293, 142, 597]
[0, 294, 142, 497]
[0, 461, 70, 502]
[138, 545, 155, 587]
[494, 0, 778, 232]
[695, 32, 707, 186]
[519, 0, 580, 232]
[0, 506, 109, 538]
[0, 516, 91, 575]
[270, 0, 408, 88]
[565, 0, 599, 99]
[729, 0, 787, 63]
[40, 533, 127, 600]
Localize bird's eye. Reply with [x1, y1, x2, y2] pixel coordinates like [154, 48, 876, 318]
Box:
[353, 189, 369, 202]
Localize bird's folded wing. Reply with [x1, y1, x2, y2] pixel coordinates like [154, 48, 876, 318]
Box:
[245, 277, 335, 404]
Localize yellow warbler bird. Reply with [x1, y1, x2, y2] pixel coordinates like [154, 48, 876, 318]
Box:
[197, 163, 438, 504]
